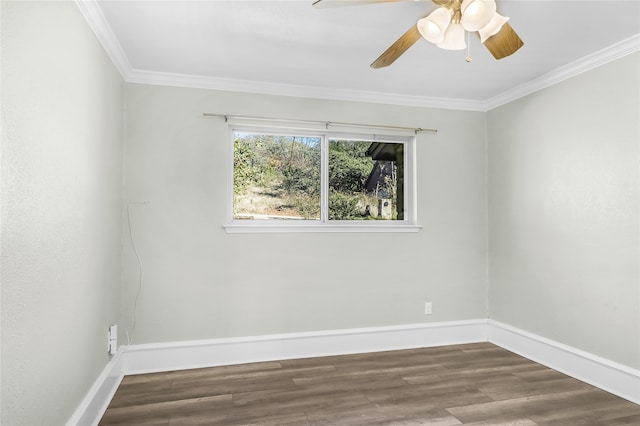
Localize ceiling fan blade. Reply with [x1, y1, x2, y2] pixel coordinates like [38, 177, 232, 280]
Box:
[370, 24, 422, 68]
[312, 0, 420, 8]
[483, 22, 524, 60]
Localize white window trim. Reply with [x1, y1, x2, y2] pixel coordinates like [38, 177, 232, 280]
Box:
[225, 124, 421, 234]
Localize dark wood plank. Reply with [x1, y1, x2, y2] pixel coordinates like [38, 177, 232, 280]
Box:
[99, 343, 640, 425]
[100, 394, 232, 425]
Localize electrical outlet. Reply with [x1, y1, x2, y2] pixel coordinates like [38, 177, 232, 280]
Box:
[107, 324, 118, 355]
[424, 302, 432, 315]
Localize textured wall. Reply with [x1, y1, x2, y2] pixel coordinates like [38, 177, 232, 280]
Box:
[1, 1, 124, 424]
[487, 53, 640, 369]
[5, 1, 637, 423]
[121, 84, 489, 344]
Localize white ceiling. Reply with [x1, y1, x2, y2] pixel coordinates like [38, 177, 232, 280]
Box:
[86, 0, 640, 110]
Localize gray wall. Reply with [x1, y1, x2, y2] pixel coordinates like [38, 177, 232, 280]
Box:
[2, 1, 638, 423]
[122, 83, 489, 344]
[487, 53, 640, 368]
[1, 1, 124, 424]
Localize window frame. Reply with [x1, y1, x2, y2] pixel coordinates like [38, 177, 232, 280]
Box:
[225, 124, 421, 233]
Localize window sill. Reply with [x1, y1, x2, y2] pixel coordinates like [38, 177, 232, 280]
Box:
[223, 222, 422, 234]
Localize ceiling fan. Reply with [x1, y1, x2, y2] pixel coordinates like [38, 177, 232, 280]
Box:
[312, 0, 524, 68]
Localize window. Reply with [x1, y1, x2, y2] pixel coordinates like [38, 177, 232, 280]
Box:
[233, 132, 322, 220]
[227, 126, 419, 233]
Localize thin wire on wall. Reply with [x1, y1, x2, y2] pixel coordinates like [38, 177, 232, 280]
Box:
[125, 201, 148, 345]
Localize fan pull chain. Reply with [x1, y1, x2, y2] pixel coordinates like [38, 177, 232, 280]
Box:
[466, 32, 473, 62]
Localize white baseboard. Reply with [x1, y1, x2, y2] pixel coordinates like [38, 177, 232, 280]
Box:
[487, 320, 640, 405]
[122, 320, 487, 375]
[66, 348, 125, 426]
[68, 319, 640, 425]
[68, 320, 484, 425]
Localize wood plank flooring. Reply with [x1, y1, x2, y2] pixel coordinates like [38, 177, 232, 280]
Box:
[99, 342, 640, 425]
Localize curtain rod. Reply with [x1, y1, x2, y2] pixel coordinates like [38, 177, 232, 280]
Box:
[202, 113, 437, 134]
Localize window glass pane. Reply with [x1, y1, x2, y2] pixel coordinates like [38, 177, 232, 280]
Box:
[233, 132, 321, 220]
[328, 140, 403, 221]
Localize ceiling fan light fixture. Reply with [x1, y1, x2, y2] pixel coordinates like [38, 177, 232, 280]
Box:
[461, 0, 497, 32]
[417, 7, 451, 44]
[437, 22, 466, 50]
[478, 12, 509, 43]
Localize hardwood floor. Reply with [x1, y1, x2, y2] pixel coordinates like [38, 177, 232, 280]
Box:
[99, 342, 640, 425]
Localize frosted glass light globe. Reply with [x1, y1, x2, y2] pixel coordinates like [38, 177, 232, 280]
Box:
[417, 7, 452, 44]
[478, 13, 509, 43]
[437, 23, 466, 50]
[461, 0, 497, 32]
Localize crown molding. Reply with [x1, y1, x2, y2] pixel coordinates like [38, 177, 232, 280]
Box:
[75, 0, 131, 79]
[484, 34, 640, 111]
[73, 0, 484, 111]
[76, 1, 639, 113]
[126, 69, 486, 111]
